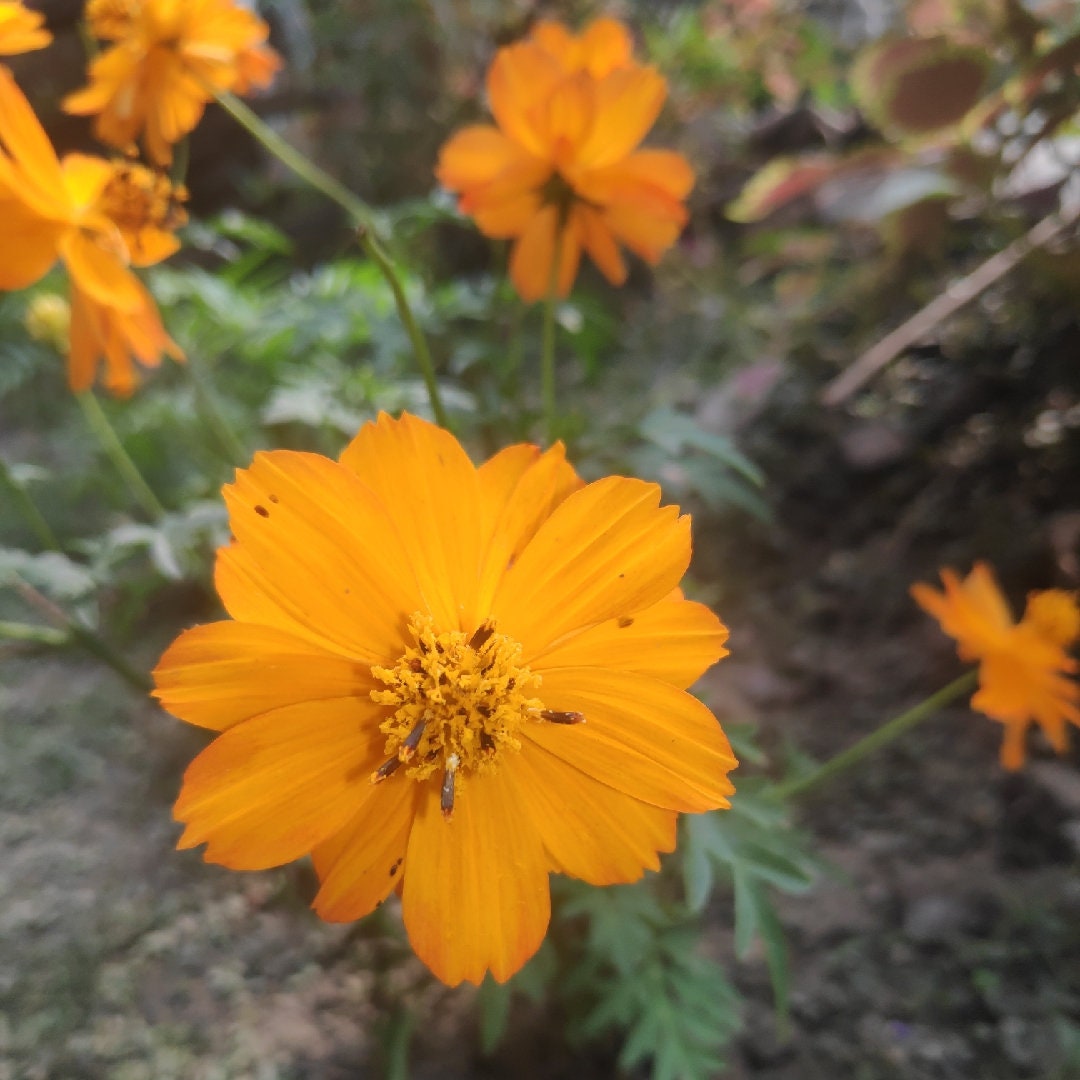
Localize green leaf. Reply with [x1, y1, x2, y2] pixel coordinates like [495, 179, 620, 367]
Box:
[0, 548, 96, 602]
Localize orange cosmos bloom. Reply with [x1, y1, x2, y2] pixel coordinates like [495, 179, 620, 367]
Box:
[64, 0, 281, 167]
[912, 562, 1080, 769]
[0, 1, 51, 54]
[153, 412, 736, 986]
[0, 66, 183, 393]
[436, 16, 694, 302]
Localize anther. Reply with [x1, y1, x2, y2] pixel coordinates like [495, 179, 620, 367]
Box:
[400, 718, 427, 762]
[468, 621, 495, 652]
[371, 756, 402, 784]
[539, 709, 586, 725]
[441, 753, 460, 818]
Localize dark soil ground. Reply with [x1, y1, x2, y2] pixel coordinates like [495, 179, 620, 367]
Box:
[3, 315, 1080, 1080]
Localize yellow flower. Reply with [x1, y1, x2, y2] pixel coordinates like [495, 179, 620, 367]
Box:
[153, 413, 736, 986]
[912, 563, 1080, 769]
[0, 66, 183, 394]
[0, 1, 51, 55]
[64, 0, 281, 166]
[436, 16, 694, 302]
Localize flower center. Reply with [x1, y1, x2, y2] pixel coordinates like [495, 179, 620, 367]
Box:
[370, 613, 582, 816]
[97, 162, 188, 254]
[85, 0, 140, 39]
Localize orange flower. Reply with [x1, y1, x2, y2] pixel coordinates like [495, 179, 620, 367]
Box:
[153, 413, 736, 986]
[436, 16, 694, 302]
[64, 0, 281, 166]
[0, 1, 51, 55]
[912, 563, 1080, 769]
[0, 66, 183, 393]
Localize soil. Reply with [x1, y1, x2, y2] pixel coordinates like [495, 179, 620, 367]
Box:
[3, 315, 1080, 1080]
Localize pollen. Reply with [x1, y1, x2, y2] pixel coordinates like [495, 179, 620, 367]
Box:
[98, 161, 188, 252]
[370, 613, 544, 810]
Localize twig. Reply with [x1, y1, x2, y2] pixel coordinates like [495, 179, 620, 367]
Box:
[822, 205, 1079, 406]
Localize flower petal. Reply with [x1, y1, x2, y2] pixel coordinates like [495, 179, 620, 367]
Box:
[526, 667, 736, 812]
[0, 65, 66, 209]
[509, 203, 559, 302]
[58, 229, 144, 311]
[338, 412, 484, 633]
[475, 441, 582, 616]
[174, 697, 387, 870]
[436, 124, 535, 191]
[513, 741, 676, 884]
[153, 621, 376, 731]
[576, 66, 667, 170]
[575, 203, 626, 286]
[0, 191, 62, 289]
[532, 595, 729, 689]
[312, 778, 420, 922]
[601, 202, 684, 264]
[217, 449, 423, 662]
[486, 41, 565, 158]
[401, 768, 550, 985]
[491, 476, 690, 658]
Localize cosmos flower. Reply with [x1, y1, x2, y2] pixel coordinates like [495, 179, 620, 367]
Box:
[0, 0, 51, 55]
[64, 0, 281, 166]
[153, 412, 736, 986]
[436, 16, 694, 302]
[0, 66, 183, 393]
[912, 562, 1080, 769]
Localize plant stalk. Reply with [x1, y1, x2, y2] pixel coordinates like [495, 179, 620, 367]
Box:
[77, 391, 165, 521]
[9, 575, 152, 694]
[774, 670, 978, 800]
[0, 457, 63, 552]
[211, 89, 449, 429]
[541, 234, 563, 443]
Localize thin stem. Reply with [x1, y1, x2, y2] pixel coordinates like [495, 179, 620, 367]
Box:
[0, 457, 63, 552]
[774, 670, 978, 801]
[541, 235, 563, 444]
[212, 89, 449, 429]
[184, 352, 248, 466]
[77, 392, 165, 521]
[9, 575, 152, 694]
[0, 620, 69, 646]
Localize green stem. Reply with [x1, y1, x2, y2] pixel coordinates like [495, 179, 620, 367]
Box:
[0, 458, 63, 552]
[8, 575, 152, 694]
[184, 352, 248, 466]
[540, 236, 563, 443]
[212, 89, 449, 429]
[774, 670, 978, 801]
[77, 392, 165, 521]
[0, 620, 69, 646]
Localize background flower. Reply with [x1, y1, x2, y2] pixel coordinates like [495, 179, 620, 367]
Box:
[0, 66, 182, 393]
[64, 0, 281, 166]
[912, 563, 1080, 769]
[436, 16, 694, 302]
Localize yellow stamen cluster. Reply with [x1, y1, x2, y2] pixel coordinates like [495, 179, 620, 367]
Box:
[371, 613, 543, 791]
[98, 162, 188, 253]
[85, 0, 140, 39]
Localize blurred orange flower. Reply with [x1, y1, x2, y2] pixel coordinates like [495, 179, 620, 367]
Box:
[0, 66, 183, 394]
[0, 1, 51, 54]
[64, 0, 281, 166]
[153, 412, 736, 986]
[436, 16, 694, 302]
[912, 563, 1080, 769]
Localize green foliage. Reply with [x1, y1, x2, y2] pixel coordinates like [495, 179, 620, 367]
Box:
[560, 883, 741, 1080]
[681, 784, 820, 1018]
